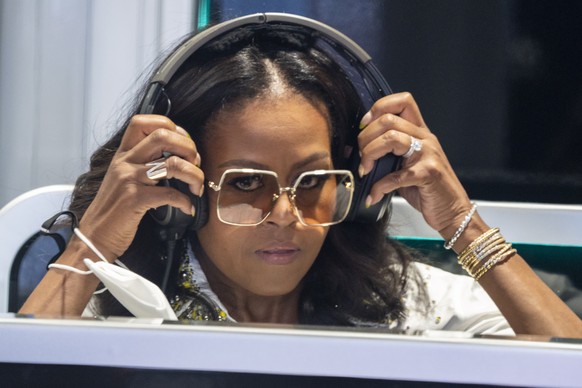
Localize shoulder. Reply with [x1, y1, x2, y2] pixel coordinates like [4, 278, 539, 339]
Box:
[401, 262, 513, 335]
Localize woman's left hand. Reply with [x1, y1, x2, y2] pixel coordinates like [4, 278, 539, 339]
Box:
[358, 92, 471, 237]
[359, 93, 582, 338]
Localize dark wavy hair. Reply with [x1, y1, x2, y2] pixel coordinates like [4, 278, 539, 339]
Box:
[70, 23, 424, 327]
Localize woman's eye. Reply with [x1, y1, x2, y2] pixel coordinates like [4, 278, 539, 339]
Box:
[228, 175, 264, 191]
[297, 174, 326, 190]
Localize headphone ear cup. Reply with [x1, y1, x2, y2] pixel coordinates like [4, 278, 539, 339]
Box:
[188, 190, 209, 231]
[346, 151, 401, 223]
[148, 179, 208, 240]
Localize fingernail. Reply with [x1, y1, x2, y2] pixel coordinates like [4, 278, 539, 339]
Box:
[195, 152, 201, 167]
[359, 111, 372, 129]
[177, 126, 191, 139]
[199, 184, 204, 197]
[191, 205, 196, 218]
[358, 164, 365, 178]
[365, 195, 372, 208]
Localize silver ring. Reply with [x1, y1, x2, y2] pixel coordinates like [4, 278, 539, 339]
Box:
[145, 157, 168, 180]
[402, 136, 423, 158]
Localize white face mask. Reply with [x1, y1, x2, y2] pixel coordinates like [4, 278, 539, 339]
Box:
[84, 259, 177, 321]
[43, 216, 178, 322]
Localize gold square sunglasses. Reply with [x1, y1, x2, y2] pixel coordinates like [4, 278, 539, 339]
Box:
[207, 169, 355, 227]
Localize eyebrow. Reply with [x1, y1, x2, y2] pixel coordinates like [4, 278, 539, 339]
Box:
[218, 152, 331, 170]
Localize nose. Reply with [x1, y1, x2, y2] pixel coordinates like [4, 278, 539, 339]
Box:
[264, 190, 298, 227]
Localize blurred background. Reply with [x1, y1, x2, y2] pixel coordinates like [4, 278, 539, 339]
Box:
[1, 0, 581, 207]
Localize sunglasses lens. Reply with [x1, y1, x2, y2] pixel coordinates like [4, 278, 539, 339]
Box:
[217, 171, 278, 225]
[294, 172, 353, 225]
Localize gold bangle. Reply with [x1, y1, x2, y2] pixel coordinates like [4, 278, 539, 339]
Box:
[474, 246, 517, 281]
[459, 234, 504, 268]
[475, 236, 506, 262]
[456, 228, 518, 279]
[472, 243, 512, 278]
[458, 230, 502, 269]
[460, 256, 479, 276]
[458, 227, 499, 264]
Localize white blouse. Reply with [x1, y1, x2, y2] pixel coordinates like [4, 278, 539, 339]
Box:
[401, 262, 513, 335]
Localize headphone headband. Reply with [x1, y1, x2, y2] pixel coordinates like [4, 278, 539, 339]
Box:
[140, 12, 390, 117]
[150, 13, 372, 85]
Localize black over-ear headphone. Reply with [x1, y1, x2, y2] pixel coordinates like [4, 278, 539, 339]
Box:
[139, 13, 401, 240]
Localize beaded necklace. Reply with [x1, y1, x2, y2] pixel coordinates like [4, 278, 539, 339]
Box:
[169, 242, 231, 322]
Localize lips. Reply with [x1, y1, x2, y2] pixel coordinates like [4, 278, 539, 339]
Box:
[255, 243, 300, 265]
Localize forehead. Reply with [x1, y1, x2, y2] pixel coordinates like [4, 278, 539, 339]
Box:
[202, 93, 332, 170]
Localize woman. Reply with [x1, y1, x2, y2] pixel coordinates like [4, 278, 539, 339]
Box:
[21, 16, 582, 337]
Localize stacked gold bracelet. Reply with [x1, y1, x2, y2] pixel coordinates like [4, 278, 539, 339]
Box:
[457, 227, 517, 281]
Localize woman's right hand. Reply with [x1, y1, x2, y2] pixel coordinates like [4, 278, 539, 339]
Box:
[77, 114, 204, 261]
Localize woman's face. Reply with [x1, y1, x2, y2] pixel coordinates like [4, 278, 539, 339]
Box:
[196, 91, 332, 299]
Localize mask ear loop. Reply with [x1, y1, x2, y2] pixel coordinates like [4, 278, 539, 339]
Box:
[41, 211, 128, 294]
